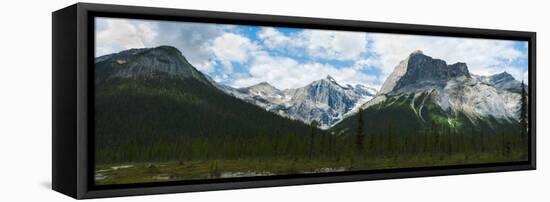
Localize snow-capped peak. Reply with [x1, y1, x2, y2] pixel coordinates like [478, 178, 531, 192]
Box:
[490, 71, 515, 83]
[368, 50, 524, 122]
[217, 76, 377, 129]
[411, 49, 424, 55]
[245, 82, 281, 95]
[280, 77, 377, 129]
[324, 75, 337, 83]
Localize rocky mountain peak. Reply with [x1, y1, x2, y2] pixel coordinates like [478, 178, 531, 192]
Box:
[318, 75, 340, 86]
[253, 81, 275, 88]
[476, 71, 524, 93]
[155, 45, 183, 53]
[325, 75, 336, 81]
[95, 46, 209, 84]
[411, 49, 424, 55]
[448, 62, 471, 78]
[245, 81, 281, 94]
[379, 51, 472, 95]
[223, 75, 377, 129]
[490, 71, 515, 83]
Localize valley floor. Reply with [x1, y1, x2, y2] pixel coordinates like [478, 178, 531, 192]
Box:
[95, 151, 527, 185]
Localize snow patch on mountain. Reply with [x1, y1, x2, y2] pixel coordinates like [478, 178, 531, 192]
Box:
[218, 75, 377, 129]
[365, 51, 525, 123]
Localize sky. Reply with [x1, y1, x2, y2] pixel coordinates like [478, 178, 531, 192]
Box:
[95, 17, 528, 90]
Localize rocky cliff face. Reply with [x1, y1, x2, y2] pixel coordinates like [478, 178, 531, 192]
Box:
[281, 76, 377, 128]
[366, 51, 525, 123]
[379, 50, 470, 95]
[95, 46, 210, 85]
[331, 51, 527, 136]
[233, 82, 288, 110]
[221, 75, 377, 129]
[96, 46, 525, 132]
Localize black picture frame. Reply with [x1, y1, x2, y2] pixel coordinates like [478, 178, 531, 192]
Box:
[52, 3, 536, 199]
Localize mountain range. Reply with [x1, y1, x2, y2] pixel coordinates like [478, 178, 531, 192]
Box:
[94, 46, 526, 137]
[331, 50, 525, 136]
[219, 75, 377, 129]
[94, 46, 316, 151]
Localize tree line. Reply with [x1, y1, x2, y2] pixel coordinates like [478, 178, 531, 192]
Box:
[95, 77, 529, 169]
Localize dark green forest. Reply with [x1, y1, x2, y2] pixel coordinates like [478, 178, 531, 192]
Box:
[95, 74, 528, 185]
[95, 75, 315, 162]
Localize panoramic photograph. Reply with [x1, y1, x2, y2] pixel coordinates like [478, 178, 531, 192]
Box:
[93, 17, 529, 185]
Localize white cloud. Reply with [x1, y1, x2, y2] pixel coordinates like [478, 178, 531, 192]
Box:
[95, 18, 234, 73]
[230, 51, 378, 90]
[150, 21, 231, 73]
[485, 66, 528, 82]
[210, 33, 259, 64]
[252, 28, 373, 88]
[95, 18, 527, 90]
[192, 60, 217, 73]
[368, 33, 527, 83]
[299, 30, 368, 60]
[258, 27, 368, 61]
[256, 29, 527, 87]
[95, 18, 157, 56]
[208, 32, 264, 76]
[258, 27, 292, 49]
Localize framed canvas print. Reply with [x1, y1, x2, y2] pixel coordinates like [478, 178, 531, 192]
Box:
[52, 3, 536, 199]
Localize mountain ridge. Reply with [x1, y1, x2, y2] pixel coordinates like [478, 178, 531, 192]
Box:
[220, 74, 377, 129]
[332, 50, 526, 136]
[94, 46, 211, 85]
[96, 46, 525, 132]
[94, 46, 319, 161]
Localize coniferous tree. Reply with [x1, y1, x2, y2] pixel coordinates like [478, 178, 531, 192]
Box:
[432, 120, 439, 156]
[308, 121, 319, 160]
[356, 108, 365, 153]
[520, 80, 528, 139]
[387, 120, 394, 156]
